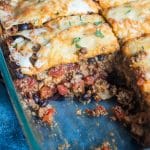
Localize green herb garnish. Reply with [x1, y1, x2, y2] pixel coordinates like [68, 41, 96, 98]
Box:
[94, 21, 103, 26]
[72, 37, 82, 48]
[69, 21, 72, 26]
[125, 9, 131, 14]
[141, 46, 145, 50]
[80, 16, 83, 21]
[75, 43, 82, 48]
[72, 37, 81, 44]
[13, 43, 17, 48]
[95, 30, 104, 38]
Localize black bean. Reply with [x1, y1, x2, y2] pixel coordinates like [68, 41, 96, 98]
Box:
[37, 100, 48, 107]
[11, 35, 21, 40]
[40, 100, 48, 107]
[32, 44, 41, 51]
[97, 55, 105, 61]
[82, 93, 91, 101]
[33, 93, 40, 104]
[15, 70, 25, 79]
[88, 57, 96, 64]
[48, 94, 60, 101]
[10, 62, 19, 69]
[18, 23, 31, 31]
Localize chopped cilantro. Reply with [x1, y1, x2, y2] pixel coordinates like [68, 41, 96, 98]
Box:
[141, 46, 145, 50]
[95, 30, 104, 38]
[81, 22, 87, 25]
[72, 37, 81, 44]
[69, 21, 72, 26]
[94, 21, 103, 26]
[54, 12, 59, 15]
[75, 43, 82, 48]
[80, 16, 83, 21]
[125, 9, 131, 14]
[72, 37, 82, 48]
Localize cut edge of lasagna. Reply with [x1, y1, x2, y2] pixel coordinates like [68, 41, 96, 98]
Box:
[104, 0, 150, 43]
[0, 0, 100, 30]
[6, 15, 119, 75]
[114, 35, 150, 147]
[98, 0, 136, 10]
[121, 34, 150, 106]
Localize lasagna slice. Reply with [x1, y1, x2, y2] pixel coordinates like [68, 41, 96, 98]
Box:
[115, 35, 150, 146]
[4, 15, 119, 106]
[14, 14, 105, 43]
[104, 0, 150, 43]
[0, 0, 99, 30]
[7, 15, 119, 75]
[98, 0, 136, 10]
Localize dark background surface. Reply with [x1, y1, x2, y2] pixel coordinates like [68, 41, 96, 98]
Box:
[0, 76, 28, 150]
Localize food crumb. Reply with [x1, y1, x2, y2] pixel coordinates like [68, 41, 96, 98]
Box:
[95, 141, 111, 150]
[58, 141, 70, 150]
[76, 109, 82, 115]
[110, 116, 117, 121]
[85, 105, 108, 117]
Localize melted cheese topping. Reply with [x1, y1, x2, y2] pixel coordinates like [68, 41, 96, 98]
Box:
[15, 14, 104, 43]
[9, 14, 105, 74]
[9, 37, 34, 73]
[99, 0, 136, 10]
[105, 0, 150, 43]
[1, 0, 99, 29]
[9, 21, 119, 75]
[34, 24, 119, 74]
[122, 35, 150, 105]
[46, 14, 104, 33]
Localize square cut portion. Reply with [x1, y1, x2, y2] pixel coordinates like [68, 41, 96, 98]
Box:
[121, 35, 150, 107]
[115, 35, 150, 147]
[6, 14, 119, 75]
[104, 0, 150, 43]
[0, 0, 99, 30]
[98, 0, 136, 10]
[3, 15, 119, 104]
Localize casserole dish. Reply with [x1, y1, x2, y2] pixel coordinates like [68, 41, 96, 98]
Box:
[0, 0, 149, 149]
[0, 47, 141, 150]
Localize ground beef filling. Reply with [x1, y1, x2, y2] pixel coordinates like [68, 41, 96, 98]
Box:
[14, 54, 115, 106]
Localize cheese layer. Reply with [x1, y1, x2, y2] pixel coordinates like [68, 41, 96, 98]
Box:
[98, 0, 136, 10]
[0, 0, 99, 29]
[105, 0, 150, 43]
[8, 15, 119, 75]
[15, 14, 105, 43]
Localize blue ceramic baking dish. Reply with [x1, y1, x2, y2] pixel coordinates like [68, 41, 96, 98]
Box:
[0, 47, 143, 150]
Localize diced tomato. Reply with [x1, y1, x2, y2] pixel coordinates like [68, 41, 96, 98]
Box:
[57, 85, 68, 96]
[42, 108, 56, 124]
[40, 86, 54, 99]
[27, 77, 36, 87]
[15, 77, 38, 93]
[65, 63, 78, 71]
[113, 105, 125, 121]
[84, 76, 95, 85]
[48, 66, 65, 78]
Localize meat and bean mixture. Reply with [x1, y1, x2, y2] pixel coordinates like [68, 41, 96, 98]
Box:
[14, 54, 115, 103]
